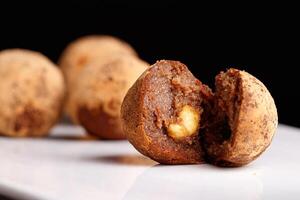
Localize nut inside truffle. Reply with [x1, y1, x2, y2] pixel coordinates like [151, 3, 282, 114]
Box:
[121, 60, 213, 164]
[122, 62, 278, 166]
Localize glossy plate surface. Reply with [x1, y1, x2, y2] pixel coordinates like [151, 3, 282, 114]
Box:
[0, 124, 299, 200]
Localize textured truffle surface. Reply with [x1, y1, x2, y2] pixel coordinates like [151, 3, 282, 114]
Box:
[69, 56, 148, 139]
[0, 49, 65, 137]
[59, 35, 137, 89]
[203, 68, 278, 166]
[59, 35, 138, 116]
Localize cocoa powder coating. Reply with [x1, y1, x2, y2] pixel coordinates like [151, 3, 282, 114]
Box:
[0, 49, 65, 137]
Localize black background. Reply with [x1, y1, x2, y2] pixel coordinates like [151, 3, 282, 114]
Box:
[0, 3, 299, 127]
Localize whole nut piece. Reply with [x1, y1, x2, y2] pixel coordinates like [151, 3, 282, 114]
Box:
[0, 49, 65, 137]
[167, 105, 200, 140]
[203, 68, 278, 167]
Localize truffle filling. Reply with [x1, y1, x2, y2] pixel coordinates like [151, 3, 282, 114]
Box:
[143, 62, 208, 144]
[204, 69, 242, 156]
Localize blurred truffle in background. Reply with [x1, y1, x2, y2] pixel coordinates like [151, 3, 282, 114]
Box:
[59, 35, 149, 139]
[59, 35, 137, 91]
[0, 49, 65, 137]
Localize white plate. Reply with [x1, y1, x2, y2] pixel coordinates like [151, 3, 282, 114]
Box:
[0, 124, 300, 200]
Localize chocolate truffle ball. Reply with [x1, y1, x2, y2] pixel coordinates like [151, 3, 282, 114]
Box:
[59, 35, 138, 117]
[59, 35, 137, 90]
[69, 56, 149, 139]
[121, 61, 278, 167]
[202, 68, 278, 167]
[121, 60, 213, 164]
[0, 49, 65, 137]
